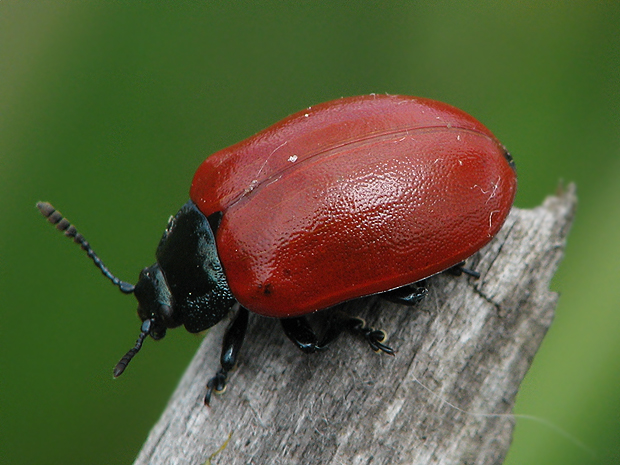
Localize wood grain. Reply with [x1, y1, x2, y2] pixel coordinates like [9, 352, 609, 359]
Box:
[134, 185, 576, 465]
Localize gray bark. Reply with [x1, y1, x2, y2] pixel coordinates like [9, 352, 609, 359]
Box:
[133, 185, 577, 465]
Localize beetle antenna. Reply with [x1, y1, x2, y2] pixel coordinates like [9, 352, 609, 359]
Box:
[36, 201, 135, 294]
[113, 319, 154, 377]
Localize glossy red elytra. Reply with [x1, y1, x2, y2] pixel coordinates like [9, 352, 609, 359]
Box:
[38, 94, 516, 404]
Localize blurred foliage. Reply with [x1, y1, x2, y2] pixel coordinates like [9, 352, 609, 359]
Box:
[1, 1, 619, 464]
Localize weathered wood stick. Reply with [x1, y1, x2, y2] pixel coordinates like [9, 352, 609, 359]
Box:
[134, 185, 576, 465]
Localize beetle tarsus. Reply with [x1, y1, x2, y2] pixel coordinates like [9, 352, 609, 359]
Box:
[447, 262, 480, 279]
[346, 317, 395, 355]
[205, 369, 228, 406]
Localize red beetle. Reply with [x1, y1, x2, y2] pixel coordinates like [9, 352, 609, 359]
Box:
[38, 94, 517, 404]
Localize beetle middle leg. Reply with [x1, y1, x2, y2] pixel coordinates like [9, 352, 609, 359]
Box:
[280, 316, 324, 353]
[280, 310, 394, 355]
[341, 316, 395, 355]
[205, 305, 249, 406]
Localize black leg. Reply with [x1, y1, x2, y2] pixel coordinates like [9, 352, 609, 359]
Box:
[381, 281, 428, 306]
[280, 316, 322, 353]
[446, 261, 480, 278]
[342, 316, 395, 355]
[281, 311, 395, 355]
[205, 305, 249, 406]
[382, 261, 480, 307]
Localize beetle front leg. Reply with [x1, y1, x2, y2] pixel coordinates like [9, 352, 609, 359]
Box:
[205, 305, 249, 406]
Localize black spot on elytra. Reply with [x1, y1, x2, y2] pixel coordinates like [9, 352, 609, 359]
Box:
[263, 283, 273, 296]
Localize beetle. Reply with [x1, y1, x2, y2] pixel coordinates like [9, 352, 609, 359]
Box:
[38, 94, 517, 405]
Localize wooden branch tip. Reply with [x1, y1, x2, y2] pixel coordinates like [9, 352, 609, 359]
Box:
[134, 185, 577, 465]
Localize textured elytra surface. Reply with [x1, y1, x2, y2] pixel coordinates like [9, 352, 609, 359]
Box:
[133, 186, 576, 465]
[190, 95, 516, 318]
[190, 94, 502, 216]
[218, 128, 515, 318]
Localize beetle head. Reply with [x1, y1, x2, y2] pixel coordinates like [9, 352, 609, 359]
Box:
[37, 200, 235, 378]
[37, 201, 182, 378]
[133, 264, 179, 338]
[111, 263, 186, 378]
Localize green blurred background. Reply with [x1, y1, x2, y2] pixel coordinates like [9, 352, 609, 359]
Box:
[1, 2, 619, 464]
